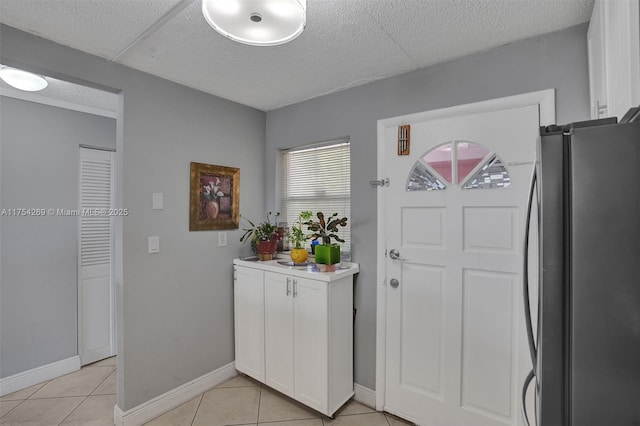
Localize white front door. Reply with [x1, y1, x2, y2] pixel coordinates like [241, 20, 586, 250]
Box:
[383, 105, 539, 425]
[78, 147, 116, 366]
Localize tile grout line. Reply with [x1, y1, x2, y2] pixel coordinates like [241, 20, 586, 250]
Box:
[256, 383, 263, 424]
[189, 393, 204, 426]
[89, 366, 116, 395]
[4, 380, 50, 401]
[0, 398, 27, 419]
[55, 395, 88, 426]
[25, 394, 99, 400]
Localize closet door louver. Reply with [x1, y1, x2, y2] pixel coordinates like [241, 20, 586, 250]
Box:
[80, 152, 113, 266]
[78, 147, 115, 365]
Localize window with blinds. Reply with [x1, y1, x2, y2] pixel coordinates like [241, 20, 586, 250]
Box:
[280, 140, 351, 249]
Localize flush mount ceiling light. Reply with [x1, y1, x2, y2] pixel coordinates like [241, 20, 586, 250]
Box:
[0, 66, 48, 91]
[202, 0, 306, 46]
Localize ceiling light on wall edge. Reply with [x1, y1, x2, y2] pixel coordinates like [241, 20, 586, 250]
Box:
[0, 65, 48, 91]
[202, 0, 306, 46]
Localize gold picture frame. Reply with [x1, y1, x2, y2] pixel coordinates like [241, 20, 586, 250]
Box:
[189, 162, 239, 231]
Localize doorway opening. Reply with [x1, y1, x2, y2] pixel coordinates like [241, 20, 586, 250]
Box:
[0, 69, 122, 393]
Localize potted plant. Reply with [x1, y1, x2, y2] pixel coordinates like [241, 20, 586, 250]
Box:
[240, 212, 282, 261]
[289, 211, 312, 263]
[305, 212, 348, 269]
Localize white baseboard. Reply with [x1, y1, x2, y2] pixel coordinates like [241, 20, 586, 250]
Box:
[0, 356, 81, 397]
[114, 361, 237, 426]
[353, 383, 376, 409]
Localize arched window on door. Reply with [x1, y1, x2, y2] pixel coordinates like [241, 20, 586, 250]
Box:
[407, 141, 511, 191]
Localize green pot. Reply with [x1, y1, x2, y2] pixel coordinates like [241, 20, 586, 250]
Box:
[314, 244, 340, 265]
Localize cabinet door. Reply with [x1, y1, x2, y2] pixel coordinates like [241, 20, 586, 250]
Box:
[588, 0, 640, 119]
[603, 0, 640, 120]
[588, 0, 608, 119]
[234, 266, 265, 381]
[293, 277, 328, 413]
[264, 272, 295, 396]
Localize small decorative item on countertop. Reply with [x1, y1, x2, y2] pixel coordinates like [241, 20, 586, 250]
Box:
[316, 263, 336, 272]
[277, 260, 309, 267]
[239, 212, 282, 261]
[276, 222, 289, 252]
[305, 211, 348, 267]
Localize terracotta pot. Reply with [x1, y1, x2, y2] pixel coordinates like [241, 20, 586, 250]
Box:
[205, 199, 219, 219]
[257, 240, 277, 261]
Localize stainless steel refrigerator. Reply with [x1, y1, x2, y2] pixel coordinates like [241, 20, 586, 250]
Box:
[522, 108, 640, 426]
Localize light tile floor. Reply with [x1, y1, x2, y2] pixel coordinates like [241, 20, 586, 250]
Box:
[0, 358, 414, 426]
[0, 356, 117, 426]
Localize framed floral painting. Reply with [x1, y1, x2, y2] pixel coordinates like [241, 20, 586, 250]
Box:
[189, 162, 240, 231]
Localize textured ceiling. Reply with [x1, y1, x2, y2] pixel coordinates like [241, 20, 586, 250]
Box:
[0, 76, 118, 112]
[0, 0, 594, 111]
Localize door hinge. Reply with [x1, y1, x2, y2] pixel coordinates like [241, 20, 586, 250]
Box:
[370, 178, 389, 187]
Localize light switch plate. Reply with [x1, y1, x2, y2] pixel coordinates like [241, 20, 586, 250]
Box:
[148, 236, 160, 254]
[218, 232, 227, 247]
[152, 193, 163, 210]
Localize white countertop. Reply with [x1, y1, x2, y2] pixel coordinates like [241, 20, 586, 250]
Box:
[233, 257, 359, 282]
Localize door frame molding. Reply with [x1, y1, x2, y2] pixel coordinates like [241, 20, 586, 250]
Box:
[374, 89, 556, 411]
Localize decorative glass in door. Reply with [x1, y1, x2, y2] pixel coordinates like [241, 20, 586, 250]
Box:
[406, 141, 511, 190]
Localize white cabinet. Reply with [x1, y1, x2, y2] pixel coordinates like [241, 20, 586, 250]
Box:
[588, 0, 640, 120]
[233, 259, 358, 416]
[265, 273, 329, 411]
[234, 265, 265, 381]
[264, 272, 295, 396]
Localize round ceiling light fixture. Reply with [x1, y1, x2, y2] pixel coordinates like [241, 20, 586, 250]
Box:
[0, 66, 48, 91]
[202, 0, 306, 46]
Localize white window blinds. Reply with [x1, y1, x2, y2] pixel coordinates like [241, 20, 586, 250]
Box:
[280, 140, 351, 248]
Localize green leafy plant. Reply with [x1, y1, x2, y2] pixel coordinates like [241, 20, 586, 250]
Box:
[305, 212, 348, 245]
[240, 211, 281, 244]
[289, 211, 312, 249]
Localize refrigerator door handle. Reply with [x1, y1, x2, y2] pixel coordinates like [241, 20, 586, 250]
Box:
[521, 368, 536, 426]
[523, 166, 538, 370]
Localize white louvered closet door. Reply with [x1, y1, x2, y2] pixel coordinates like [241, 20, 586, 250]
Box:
[78, 147, 115, 366]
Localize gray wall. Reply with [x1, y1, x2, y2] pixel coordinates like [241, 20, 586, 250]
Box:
[265, 23, 591, 390]
[0, 98, 116, 377]
[0, 25, 266, 410]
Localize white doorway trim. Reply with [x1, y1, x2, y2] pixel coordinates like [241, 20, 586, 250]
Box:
[374, 89, 556, 411]
[0, 86, 117, 118]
